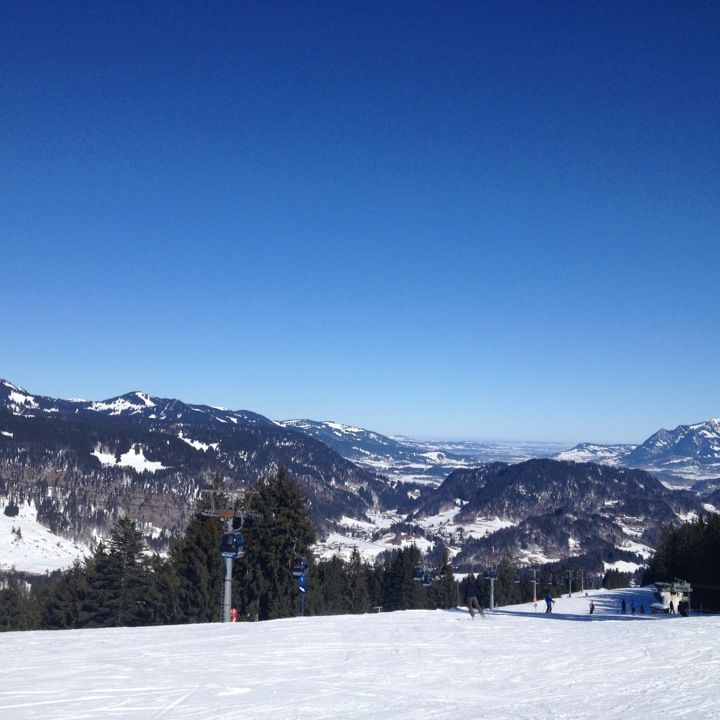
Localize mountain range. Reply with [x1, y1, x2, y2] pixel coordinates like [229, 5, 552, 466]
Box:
[556, 420, 720, 489]
[1, 379, 715, 577]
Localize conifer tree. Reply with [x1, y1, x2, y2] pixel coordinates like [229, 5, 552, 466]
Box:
[347, 547, 372, 613]
[314, 555, 352, 614]
[42, 559, 90, 629]
[0, 574, 40, 631]
[381, 545, 426, 611]
[237, 467, 316, 621]
[429, 548, 456, 609]
[170, 508, 224, 623]
[83, 517, 153, 627]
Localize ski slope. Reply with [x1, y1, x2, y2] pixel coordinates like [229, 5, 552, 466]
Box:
[1, 587, 717, 719]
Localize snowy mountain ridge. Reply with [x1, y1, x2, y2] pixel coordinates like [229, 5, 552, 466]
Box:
[557, 419, 720, 488]
[0, 379, 271, 427]
[0, 378, 713, 577]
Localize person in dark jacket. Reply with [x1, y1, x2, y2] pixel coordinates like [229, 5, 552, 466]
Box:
[465, 575, 485, 619]
[544, 593, 554, 613]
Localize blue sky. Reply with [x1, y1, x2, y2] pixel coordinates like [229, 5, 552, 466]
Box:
[2, 1, 719, 444]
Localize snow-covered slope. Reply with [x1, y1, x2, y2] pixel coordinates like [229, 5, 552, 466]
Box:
[1, 587, 716, 719]
[0, 500, 90, 573]
[555, 442, 636, 465]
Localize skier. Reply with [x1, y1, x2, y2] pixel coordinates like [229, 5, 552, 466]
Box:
[544, 593, 554, 614]
[589, 600, 595, 614]
[621, 598, 627, 614]
[465, 574, 485, 619]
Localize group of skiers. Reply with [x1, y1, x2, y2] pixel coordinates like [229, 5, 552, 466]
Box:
[465, 577, 690, 618]
[619, 598, 645, 614]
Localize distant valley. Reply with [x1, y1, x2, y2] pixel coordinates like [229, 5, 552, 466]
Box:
[1, 379, 717, 580]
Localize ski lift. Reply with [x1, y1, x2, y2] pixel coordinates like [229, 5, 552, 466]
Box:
[413, 565, 433, 586]
[291, 556, 308, 578]
[220, 530, 245, 559]
[484, 569, 497, 580]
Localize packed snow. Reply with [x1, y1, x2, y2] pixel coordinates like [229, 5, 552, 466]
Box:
[1, 586, 718, 719]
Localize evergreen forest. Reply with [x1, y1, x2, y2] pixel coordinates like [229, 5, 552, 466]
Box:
[5, 468, 715, 632]
[643, 514, 720, 611]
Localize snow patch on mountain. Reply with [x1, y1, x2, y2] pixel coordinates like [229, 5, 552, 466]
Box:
[178, 432, 219, 452]
[603, 559, 644, 573]
[91, 444, 168, 473]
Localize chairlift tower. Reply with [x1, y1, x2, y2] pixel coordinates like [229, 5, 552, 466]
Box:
[200, 490, 261, 623]
[485, 568, 497, 611]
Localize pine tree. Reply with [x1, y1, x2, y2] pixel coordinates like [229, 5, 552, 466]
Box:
[171, 509, 224, 623]
[381, 546, 426, 611]
[237, 468, 316, 621]
[83, 517, 154, 627]
[429, 549, 456, 609]
[0, 574, 40, 631]
[42, 560, 90, 629]
[347, 547, 372, 613]
[314, 556, 352, 614]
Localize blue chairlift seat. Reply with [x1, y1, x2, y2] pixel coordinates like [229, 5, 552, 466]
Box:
[220, 531, 245, 559]
[291, 556, 308, 577]
[414, 564, 433, 585]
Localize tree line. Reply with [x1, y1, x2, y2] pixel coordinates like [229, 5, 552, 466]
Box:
[643, 513, 720, 610]
[6, 465, 693, 632]
[1, 469, 462, 631]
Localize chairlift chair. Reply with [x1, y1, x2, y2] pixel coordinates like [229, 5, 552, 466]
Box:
[291, 556, 308, 578]
[220, 530, 245, 559]
[412, 564, 433, 586]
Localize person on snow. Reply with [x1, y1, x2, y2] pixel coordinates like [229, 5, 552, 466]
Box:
[621, 598, 627, 614]
[544, 593, 554, 613]
[589, 600, 595, 614]
[465, 574, 485, 619]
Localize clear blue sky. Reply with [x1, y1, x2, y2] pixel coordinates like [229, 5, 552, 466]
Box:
[2, 1, 719, 444]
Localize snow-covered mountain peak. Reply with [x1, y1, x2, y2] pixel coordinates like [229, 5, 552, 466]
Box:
[89, 392, 156, 414]
[0, 379, 40, 413]
[689, 418, 720, 435]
